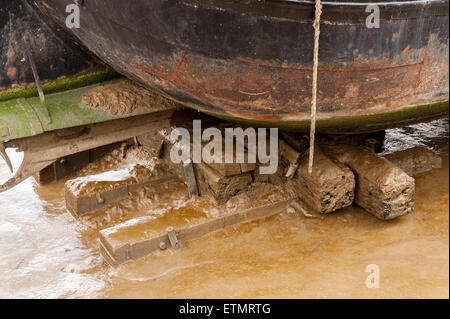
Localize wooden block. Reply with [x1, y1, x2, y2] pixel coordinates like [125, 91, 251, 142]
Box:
[159, 139, 186, 182]
[253, 161, 286, 185]
[206, 161, 242, 177]
[383, 147, 442, 176]
[157, 127, 243, 178]
[202, 137, 251, 177]
[137, 130, 165, 158]
[158, 138, 250, 204]
[158, 126, 254, 204]
[294, 146, 355, 214]
[240, 162, 257, 174]
[157, 123, 258, 180]
[64, 164, 171, 217]
[35, 151, 90, 185]
[322, 144, 415, 220]
[194, 163, 252, 204]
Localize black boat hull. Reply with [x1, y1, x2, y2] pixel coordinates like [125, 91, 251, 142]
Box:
[32, 0, 449, 133]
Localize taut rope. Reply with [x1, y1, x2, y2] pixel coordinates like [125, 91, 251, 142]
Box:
[308, 0, 322, 174]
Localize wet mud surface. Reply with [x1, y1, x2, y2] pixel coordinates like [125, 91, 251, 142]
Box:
[0, 119, 448, 298]
[81, 79, 181, 115]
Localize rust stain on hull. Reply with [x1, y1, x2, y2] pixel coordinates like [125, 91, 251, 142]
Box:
[137, 45, 447, 122]
[33, 0, 450, 132]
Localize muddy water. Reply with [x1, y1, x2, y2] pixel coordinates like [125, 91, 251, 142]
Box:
[0, 119, 448, 299]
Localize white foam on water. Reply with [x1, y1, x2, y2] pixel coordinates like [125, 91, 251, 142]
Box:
[73, 168, 133, 183]
[0, 149, 107, 299]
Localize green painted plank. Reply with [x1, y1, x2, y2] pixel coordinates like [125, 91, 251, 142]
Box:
[0, 67, 120, 103]
[0, 80, 153, 143]
[0, 98, 44, 141]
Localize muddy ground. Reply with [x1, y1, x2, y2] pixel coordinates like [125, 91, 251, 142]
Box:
[0, 119, 448, 299]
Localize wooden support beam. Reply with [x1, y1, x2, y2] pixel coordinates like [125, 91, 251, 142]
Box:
[156, 127, 254, 204]
[279, 138, 301, 165]
[137, 130, 165, 158]
[294, 146, 355, 214]
[194, 163, 252, 204]
[383, 147, 442, 177]
[206, 161, 242, 177]
[64, 164, 174, 217]
[322, 144, 415, 220]
[194, 131, 255, 177]
[35, 151, 90, 185]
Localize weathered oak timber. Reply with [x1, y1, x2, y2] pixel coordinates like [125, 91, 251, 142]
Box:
[383, 147, 442, 177]
[194, 163, 252, 204]
[253, 161, 286, 186]
[155, 127, 254, 204]
[65, 164, 175, 217]
[294, 146, 355, 214]
[322, 144, 415, 220]
[35, 151, 90, 186]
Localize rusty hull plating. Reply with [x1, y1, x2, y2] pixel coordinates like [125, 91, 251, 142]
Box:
[31, 0, 449, 133]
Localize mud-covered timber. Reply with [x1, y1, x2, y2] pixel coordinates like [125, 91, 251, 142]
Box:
[30, 0, 449, 133]
[384, 146, 442, 176]
[322, 143, 415, 220]
[294, 146, 355, 214]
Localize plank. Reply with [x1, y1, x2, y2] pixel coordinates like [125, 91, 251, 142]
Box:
[322, 143, 415, 220]
[383, 147, 442, 176]
[294, 146, 355, 214]
[99, 199, 291, 266]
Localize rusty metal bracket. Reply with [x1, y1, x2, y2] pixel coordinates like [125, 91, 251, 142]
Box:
[166, 227, 180, 250]
[0, 111, 173, 193]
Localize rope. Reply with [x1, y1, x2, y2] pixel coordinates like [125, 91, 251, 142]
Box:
[308, 0, 322, 174]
